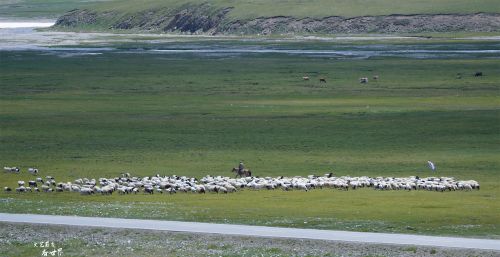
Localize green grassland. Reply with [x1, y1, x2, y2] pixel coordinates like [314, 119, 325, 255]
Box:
[97, 0, 500, 19]
[0, 0, 108, 18]
[3, 0, 500, 19]
[0, 46, 499, 237]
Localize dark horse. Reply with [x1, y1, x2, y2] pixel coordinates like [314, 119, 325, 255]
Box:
[231, 167, 252, 178]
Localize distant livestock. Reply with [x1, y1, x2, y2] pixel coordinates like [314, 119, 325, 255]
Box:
[372, 75, 379, 81]
[474, 71, 483, 77]
[319, 78, 327, 83]
[4, 167, 20, 173]
[359, 77, 369, 84]
[302, 76, 310, 81]
[28, 168, 39, 175]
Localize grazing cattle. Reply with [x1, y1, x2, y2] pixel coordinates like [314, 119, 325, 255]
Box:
[359, 77, 368, 84]
[319, 78, 327, 83]
[474, 71, 483, 77]
[302, 76, 310, 81]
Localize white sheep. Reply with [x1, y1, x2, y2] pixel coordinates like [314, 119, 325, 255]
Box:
[28, 168, 38, 175]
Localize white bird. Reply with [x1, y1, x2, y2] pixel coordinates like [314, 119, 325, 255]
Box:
[427, 161, 436, 171]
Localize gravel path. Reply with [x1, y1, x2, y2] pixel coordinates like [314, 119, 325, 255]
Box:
[1, 213, 499, 251]
[1, 222, 499, 257]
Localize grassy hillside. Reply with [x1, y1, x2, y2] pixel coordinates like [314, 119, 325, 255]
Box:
[0, 0, 107, 18]
[2, 0, 500, 19]
[1, 42, 499, 236]
[90, 0, 500, 19]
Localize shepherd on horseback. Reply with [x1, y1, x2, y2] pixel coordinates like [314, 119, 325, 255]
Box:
[232, 161, 252, 178]
[238, 161, 245, 173]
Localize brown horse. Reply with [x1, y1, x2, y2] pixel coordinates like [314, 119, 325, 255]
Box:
[231, 167, 252, 178]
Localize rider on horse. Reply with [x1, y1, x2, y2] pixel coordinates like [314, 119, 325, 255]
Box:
[238, 161, 245, 173]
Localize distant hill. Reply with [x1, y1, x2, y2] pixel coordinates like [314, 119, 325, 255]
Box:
[0, 0, 105, 18]
[53, 0, 500, 34]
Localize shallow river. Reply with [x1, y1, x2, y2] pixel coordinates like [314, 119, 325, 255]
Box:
[1, 20, 499, 59]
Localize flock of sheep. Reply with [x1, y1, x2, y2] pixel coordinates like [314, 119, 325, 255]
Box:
[4, 170, 480, 195]
[302, 75, 378, 84]
[4, 166, 38, 175]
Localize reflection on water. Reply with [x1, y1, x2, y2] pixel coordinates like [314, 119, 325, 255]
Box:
[0, 21, 499, 60]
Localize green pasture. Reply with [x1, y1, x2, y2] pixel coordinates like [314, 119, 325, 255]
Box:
[0, 0, 107, 18]
[0, 48, 499, 237]
[84, 0, 500, 20]
[3, 0, 500, 20]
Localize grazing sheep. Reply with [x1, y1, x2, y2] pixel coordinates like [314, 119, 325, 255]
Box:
[28, 168, 38, 175]
[10, 172, 479, 197]
[474, 71, 483, 77]
[225, 185, 237, 192]
[359, 77, 368, 84]
[4, 187, 12, 192]
[4, 167, 20, 173]
[373, 75, 379, 80]
[80, 188, 94, 195]
[302, 76, 310, 81]
[319, 78, 327, 83]
[144, 187, 154, 194]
